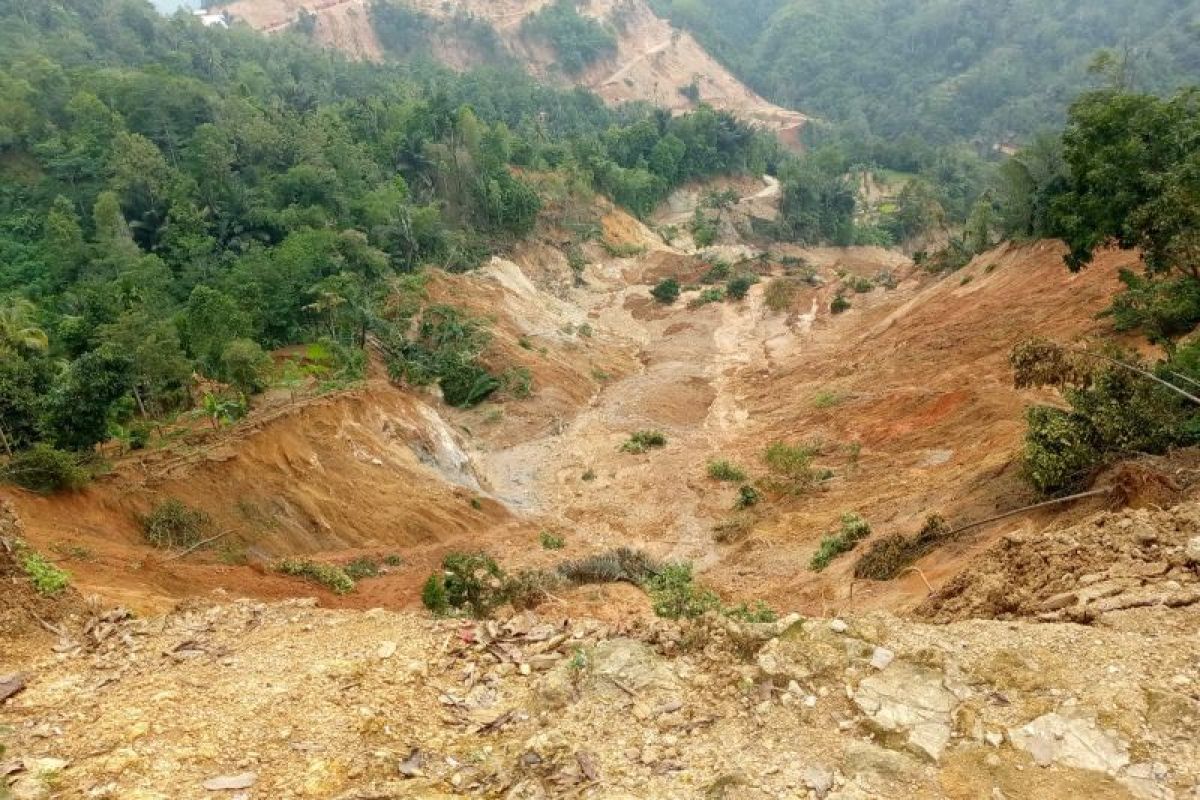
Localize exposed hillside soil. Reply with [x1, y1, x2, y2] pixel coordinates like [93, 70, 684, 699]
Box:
[213, 0, 807, 139]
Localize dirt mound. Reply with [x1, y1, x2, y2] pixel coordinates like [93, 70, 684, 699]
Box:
[917, 497, 1200, 626]
[4, 598, 1198, 798]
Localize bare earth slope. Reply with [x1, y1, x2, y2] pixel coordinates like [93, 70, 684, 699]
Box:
[213, 0, 807, 139]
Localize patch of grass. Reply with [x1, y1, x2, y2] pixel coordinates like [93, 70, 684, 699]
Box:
[21, 551, 71, 596]
[854, 514, 950, 580]
[689, 287, 725, 307]
[960, 274, 974, 285]
[621, 430, 667, 454]
[518, 335, 534, 350]
[344, 557, 381, 581]
[384, 554, 404, 567]
[581, 468, 597, 481]
[277, 559, 355, 595]
[985, 263, 998, 274]
[603, 241, 647, 258]
[591, 367, 611, 382]
[763, 441, 820, 480]
[502, 366, 534, 399]
[140, 499, 211, 549]
[50, 542, 94, 561]
[831, 294, 851, 314]
[577, 323, 593, 338]
[724, 600, 778, 623]
[712, 513, 756, 544]
[540, 531, 566, 550]
[809, 513, 872, 572]
[706, 460, 747, 482]
[846, 275, 875, 293]
[470, 497, 484, 510]
[812, 390, 845, 409]
[763, 277, 798, 312]
[701, 261, 731, 284]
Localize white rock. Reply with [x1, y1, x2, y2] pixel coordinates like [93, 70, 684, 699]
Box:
[869, 647, 895, 670]
[1185, 536, 1200, 565]
[853, 662, 959, 761]
[1008, 712, 1129, 774]
[802, 765, 835, 798]
[829, 619, 849, 634]
[376, 641, 397, 660]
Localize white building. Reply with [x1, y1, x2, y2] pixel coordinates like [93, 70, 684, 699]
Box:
[194, 9, 230, 27]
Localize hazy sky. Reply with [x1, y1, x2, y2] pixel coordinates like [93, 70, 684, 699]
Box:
[150, 0, 197, 11]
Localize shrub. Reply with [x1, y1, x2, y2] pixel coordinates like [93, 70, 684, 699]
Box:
[702, 261, 731, 284]
[502, 366, 534, 399]
[344, 557, 381, 581]
[726, 275, 756, 301]
[436, 552, 508, 618]
[1022, 406, 1101, 494]
[603, 241, 647, 258]
[278, 559, 356, 595]
[22, 552, 71, 596]
[707, 460, 746, 482]
[557, 547, 661, 586]
[854, 515, 950, 580]
[140, 499, 211, 549]
[650, 278, 681, 305]
[421, 573, 449, 615]
[809, 513, 872, 572]
[1, 445, 87, 493]
[846, 275, 875, 293]
[622, 430, 667, 454]
[220, 338, 271, 394]
[831, 294, 851, 314]
[735, 484, 761, 509]
[540, 531, 566, 550]
[646, 562, 720, 619]
[713, 514, 756, 543]
[506, 569, 563, 611]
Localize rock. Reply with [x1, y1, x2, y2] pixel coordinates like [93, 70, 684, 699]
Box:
[869, 647, 895, 671]
[0, 673, 26, 702]
[376, 641, 397, 660]
[802, 765, 835, 798]
[829, 619, 849, 634]
[1039, 591, 1078, 612]
[587, 638, 679, 697]
[843, 740, 922, 790]
[1008, 712, 1129, 774]
[1120, 762, 1174, 800]
[853, 662, 959, 761]
[202, 772, 258, 791]
[1186, 537, 1200, 565]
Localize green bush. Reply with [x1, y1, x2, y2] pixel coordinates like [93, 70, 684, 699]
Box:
[278, 558, 356, 595]
[1022, 405, 1101, 494]
[540, 531, 566, 550]
[344, 557, 381, 581]
[433, 552, 509, 618]
[831, 294, 851, 314]
[421, 572, 449, 615]
[690, 287, 725, 307]
[140, 499, 211, 549]
[726, 275, 756, 301]
[809, 513, 872, 571]
[22, 552, 71, 596]
[724, 601, 777, 623]
[706, 460, 747, 482]
[647, 562, 721, 619]
[764, 441, 819, 480]
[622, 430, 667, 454]
[650, 278, 681, 305]
[521, 0, 618, 74]
[763, 278, 798, 312]
[1, 445, 86, 493]
[735, 484, 761, 509]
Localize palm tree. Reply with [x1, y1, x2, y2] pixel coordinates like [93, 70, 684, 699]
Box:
[0, 297, 49, 357]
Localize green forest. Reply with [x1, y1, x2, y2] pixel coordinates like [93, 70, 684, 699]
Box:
[0, 0, 776, 489]
[649, 0, 1200, 145]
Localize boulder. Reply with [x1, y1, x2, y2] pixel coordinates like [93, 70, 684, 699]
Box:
[1007, 712, 1130, 774]
[852, 662, 959, 761]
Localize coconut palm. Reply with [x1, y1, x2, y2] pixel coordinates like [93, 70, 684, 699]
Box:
[0, 297, 49, 357]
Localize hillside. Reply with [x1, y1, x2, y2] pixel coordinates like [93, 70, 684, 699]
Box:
[212, 0, 808, 140]
[648, 0, 1200, 146]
